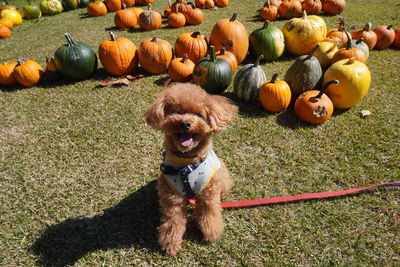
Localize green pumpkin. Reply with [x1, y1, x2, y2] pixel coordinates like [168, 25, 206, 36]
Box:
[284, 44, 322, 99]
[249, 21, 285, 62]
[62, 0, 78, 10]
[341, 39, 369, 59]
[23, 2, 42, 19]
[54, 33, 98, 80]
[40, 0, 63, 15]
[193, 46, 233, 94]
[233, 56, 266, 102]
[78, 0, 89, 7]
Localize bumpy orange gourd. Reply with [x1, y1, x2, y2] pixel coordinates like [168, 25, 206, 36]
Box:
[209, 13, 249, 64]
[13, 59, 44, 87]
[294, 80, 338, 124]
[278, 0, 302, 19]
[260, 0, 278, 21]
[98, 32, 138, 76]
[167, 54, 195, 82]
[0, 60, 17, 85]
[87, 1, 107, 16]
[138, 4, 162, 30]
[216, 47, 238, 73]
[351, 22, 377, 50]
[301, 0, 322, 15]
[138, 37, 173, 74]
[259, 73, 291, 113]
[373, 25, 395, 50]
[175, 31, 208, 63]
[114, 7, 137, 29]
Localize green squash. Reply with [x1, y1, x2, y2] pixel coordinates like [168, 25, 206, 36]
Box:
[193, 46, 233, 94]
[54, 33, 98, 80]
[40, 0, 63, 15]
[249, 21, 285, 62]
[233, 56, 266, 102]
[284, 44, 322, 99]
[62, 0, 78, 10]
[78, 0, 89, 7]
[23, 2, 42, 19]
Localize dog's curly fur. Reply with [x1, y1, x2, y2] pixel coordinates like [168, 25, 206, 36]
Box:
[145, 83, 237, 256]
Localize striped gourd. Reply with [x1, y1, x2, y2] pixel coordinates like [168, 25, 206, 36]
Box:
[233, 56, 266, 102]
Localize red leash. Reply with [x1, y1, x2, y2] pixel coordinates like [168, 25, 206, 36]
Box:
[188, 182, 400, 208]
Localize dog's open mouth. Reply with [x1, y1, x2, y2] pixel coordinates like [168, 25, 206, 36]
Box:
[178, 133, 195, 147]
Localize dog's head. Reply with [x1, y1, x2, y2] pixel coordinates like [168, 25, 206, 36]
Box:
[145, 83, 237, 156]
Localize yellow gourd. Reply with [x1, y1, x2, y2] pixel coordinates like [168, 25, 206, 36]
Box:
[0, 9, 22, 25]
[313, 40, 338, 68]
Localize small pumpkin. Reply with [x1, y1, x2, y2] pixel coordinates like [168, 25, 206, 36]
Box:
[249, 20, 285, 62]
[294, 79, 338, 124]
[0, 17, 13, 29]
[0, 60, 17, 86]
[326, 16, 351, 47]
[99, 32, 138, 76]
[313, 40, 338, 68]
[23, 1, 42, 19]
[121, 0, 135, 7]
[138, 4, 162, 31]
[209, 13, 249, 64]
[167, 54, 195, 82]
[278, 0, 302, 20]
[44, 56, 61, 81]
[284, 44, 323, 99]
[233, 55, 266, 102]
[260, 0, 278, 21]
[259, 73, 291, 112]
[216, 47, 238, 73]
[114, 5, 137, 29]
[54, 33, 98, 80]
[185, 2, 203, 25]
[0, 24, 11, 38]
[175, 31, 208, 63]
[214, 0, 228, 7]
[373, 25, 395, 50]
[323, 57, 371, 109]
[135, 0, 154, 5]
[341, 38, 369, 59]
[171, 0, 191, 15]
[351, 22, 377, 50]
[322, 0, 345, 15]
[301, 0, 322, 15]
[62, 0, 78, 11]
[104, 0, 121, 11]
[138, 37, 173, 74]
[331, 30, 366, 64]
[1, 9, 22, 24]
[40, 0, 63, 15]
[193, 45, 233, 94]
[167, 5, 186, 28]
[13, 59, 44, 87]
[204, 0, 214, 9]
[194, 0, 205, 8]
[282, 11, 327, 56]
[87, 0, 107, 16]
[78, 0, 89, 7]
[163, 0, 172, 17]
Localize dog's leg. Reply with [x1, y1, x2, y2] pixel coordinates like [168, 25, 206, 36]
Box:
[157, 175, 187, 256]
[218, 162, 233, 200]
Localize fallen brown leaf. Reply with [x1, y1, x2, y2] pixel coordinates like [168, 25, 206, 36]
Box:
[111, 78, 131, 86]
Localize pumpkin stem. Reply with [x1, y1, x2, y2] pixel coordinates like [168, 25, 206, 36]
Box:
[263, 20, 269, 29]
[219, 47, 226, 55]
[64, 33, 77, 46]
[147, 3, 152, 10]
[337, 15, 345, 31]
[254, 55, 263, 67]
[187, 2, 196, 9]
[109, 31, 118, 41]
[191, 31, 202, 38]
[317, 80, 339, 99]
[347, 57, 356, 65]
[181, 54, 188, 63]
[307, 44, 320, 59]
[265, 0, 270, 8]
[151, 37, 159, 42]
[16, 59, 25, 66]
[387, 25, 393, 30]
[356, 38, 364, 45]
[229, 13, 238, 22]
[362, 22, 371, 32]
[269, 73, 279, 84]
[302, 10, 307, 19]
[174, 3, 179, 13]
[209, 45, 216, 62]
[344, 28, 352, 50]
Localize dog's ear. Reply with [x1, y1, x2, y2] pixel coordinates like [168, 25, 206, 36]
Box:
[207, 95, 238, 133]
[144, 97, 165, 130]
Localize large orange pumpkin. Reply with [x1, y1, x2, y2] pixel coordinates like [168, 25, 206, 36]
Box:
[0, 60, 17, 86]
[13, 59, 44, 87]
[175, 31, 208, 63]
[98, 32, 139, 76]
[167, 54, 195, 82]
[209, 13, 249, 64]
[114, 6, 137, 29]
[138, 37, 173, 74]
[138, 4, 162, 31]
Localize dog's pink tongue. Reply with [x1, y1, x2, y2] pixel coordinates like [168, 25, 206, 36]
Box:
[179, 133, 193, 147]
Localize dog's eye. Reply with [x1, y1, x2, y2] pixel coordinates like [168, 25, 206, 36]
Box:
[194, 113, 204, 119]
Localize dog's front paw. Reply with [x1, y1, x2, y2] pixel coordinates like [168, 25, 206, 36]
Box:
[162, 242, 181, 256]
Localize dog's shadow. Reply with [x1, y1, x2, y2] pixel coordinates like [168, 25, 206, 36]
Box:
[31, 180, 160, 267]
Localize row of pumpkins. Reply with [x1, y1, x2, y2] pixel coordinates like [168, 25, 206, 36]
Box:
[260, 0, 346, 21]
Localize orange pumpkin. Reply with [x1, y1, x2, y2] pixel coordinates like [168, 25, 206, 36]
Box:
[132, 7, 143, 18]
[294, 79, 338, 124]
[301, 0, 322, 15]
[104, 0, 121, 12]
[98, 32, 139, 76]
[87, 1, 107, 17]
[185, 2, 204, 25]
[326, 16, 351, 47]
[0, 24, 12, 38]
[138, 37, 173, 74]
[0, 17, 13, 29]
[114, 7, 137, 29]
[175, 31, 208, 63]
[260, 0, 278, 21]
[44, 56, 61, 82]
[278, 0, 302, 19]
[268, 0, 281, 6]
[393, 29, 400, 49]
[259, 73, 291, 113]
[163, 0, 172, 17]
[167, 54, 195, 82]
[121, 0, 135, 7]
[216, 47, 238, 73]
[214, 0, 229, 7]
[351, 22, 377, 50]
[322, 0, 345, 15]
[195, 0, 205, 8]
[209, 13, 249, 64]
[373, 25, 395, 50]
[13, 59, 44, 87]
[167, 5, 186, 28]
[331, 31, 366, 64]
[171, 0, 191, 15]
[135, 0, 154, 5]
[138, 4, 162, 31]
[204, 0, 214, 9]
[0, 60, 17, 86]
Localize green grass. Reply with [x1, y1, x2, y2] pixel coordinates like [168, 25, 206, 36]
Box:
[1, 0, 399, 266]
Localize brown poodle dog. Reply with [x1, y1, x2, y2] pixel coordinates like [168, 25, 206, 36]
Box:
[145, 83, 237, 256]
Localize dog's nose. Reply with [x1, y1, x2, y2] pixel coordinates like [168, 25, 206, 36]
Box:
[180, 121, 191, 130]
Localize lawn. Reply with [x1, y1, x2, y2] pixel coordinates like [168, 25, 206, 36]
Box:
[1, 0, 399, 266]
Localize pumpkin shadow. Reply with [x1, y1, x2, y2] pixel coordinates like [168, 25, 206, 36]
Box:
[153, 75, 171, 87]
[30, 180, 160, 267]
[276, 108, 318, 129]
[332, 107, 350, 116]
[0, 84, 26, 92]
